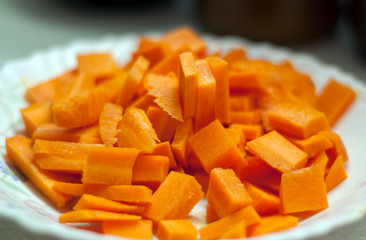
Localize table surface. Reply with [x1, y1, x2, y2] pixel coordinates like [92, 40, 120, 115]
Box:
[1, 0, 366, 239]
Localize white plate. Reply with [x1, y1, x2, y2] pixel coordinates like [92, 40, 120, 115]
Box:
[1, 33, 366, 240]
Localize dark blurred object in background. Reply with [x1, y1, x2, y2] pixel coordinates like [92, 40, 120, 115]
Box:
[348, 0, 366, 55]
[198, 0, 340, 45]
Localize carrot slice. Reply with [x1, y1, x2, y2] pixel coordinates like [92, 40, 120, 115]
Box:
[77, 53, 118, 78]
[306, 151, 328, 175]
[99, 103, 123, 147]
[223, 49, 247, 68]
[318, 130, 348, 162]
[246, 130, 308, 173]
[325, 156, 347, 192]
[226, 128, 246, 157]
[247, 215, 298, 237]
[152, 141, 177, 169]
[130, 94, 155, 111]
[193, 169, 209, 193]
[133, 38, 169, 66]
[244, 181, 280, 215]
[220, 220, 247, 239]
[229, 124, 264, 141]
[235, 156, 274, 183]
[96, 70, 128, 102]
[102, 220, 153, 239]
[230, 109, 261, 125]
[230, 93, 256, 111]
[171, 118, 194, 168]
[206, 201, 220, 223]
[20, 101, 53, 135]
[54, 72, 95, 102]
[156, 219, 198, 240]
[59, 209, 140, 223]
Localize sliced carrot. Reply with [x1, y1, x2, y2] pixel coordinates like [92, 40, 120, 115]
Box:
[143, 171, 203, 222]
[325, 156, 347, 192]
[193, 169, 209, 193]
[230, 109, 261, 125]
[77, 135, 103, 144]
[257, 172, 282, 193]
[59, 209, 140, 223]
[25, 74, 60, 104]
[247, 215, 298, 237]
[318, 131, 348, 162]
[157, 219, 198, 240]
[230, 93, 257, 111]
[229, 124, 264, 141]
[52, 182, 85, 196]
[246, 131, 308, 173]
[36, 155, 85, 174]
[220, 220, 247, 239]
[171, 118, 194, 168]
[226, 128, 246, 157]
[54, 72, 95, 102]
[102, 220, 153, 239]
[77, 53, 118, 78]
[99, 102, 123, 147]
[244, 181, 279, 215]
[152, 141, 177, 169]
[133, 38, 169, 66]
[96, 70, 128, 102]
[235, 156, 274, 183]
[82, 146, 139, 185]
[223, 49, 247, 68]
[316, 79, 356, 126]
[20, 101, 53, 135]
[206, 201, 220, 223]
[33, 139, 89, 158]
[130, 94, 155, 111]
[306, 151, 328, 175]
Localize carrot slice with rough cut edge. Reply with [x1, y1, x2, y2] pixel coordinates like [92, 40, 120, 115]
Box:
[325, 156, 347, 192]
[207, 57, 230, 124]
[189, 119, 246, 174]
[244, 181, 279, 215]
[316, 79, 356, 126]
[146, 73, 183, 121]
[6, 135, 73, 207]
[96, 70, 128, 102]
[306, 151, 328, 175]
[226, 128, 246, 157]
[230, 109, 261, 125]
[171, 118, 194, 168]
[195, 59, 216, 131]
[280, 165, 328, 214]
[77, 53, 118, 78]
[161, 27, 206, 57]
[133, 38, 169, 66]
[179, 51, 199, 119]
[199, 206, 261, 240]
[229, 124, 264, 141]
[156, 219, 198, 240]
[59, 209, 141, 223]
[130, 94, 156, 111]
[74, 194, 145, 214]
[246, 130, 308, 173]
[132, 155, 169, 190]
[267, 102, 329, 139]
[143, 171, 203, 222]
[220, 220, 247, 239]
[235, 156, 274, 183]
[206, 200, 220, 223]
[116, 107, 158, 153]
[99, 102, 123, 147]
[20, 101, 53, 135]
[102, 220, 153, 239]
[152, 141, 177, 169]
[247, 215, 298, 237]
[53, 88, 107, 128]
[82, 146, 139, 185]
[207, 168, 252, 218]
[230, 93, 257, 112]
[318, 130, 348, 162]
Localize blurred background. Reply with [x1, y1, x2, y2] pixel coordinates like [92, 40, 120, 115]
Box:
[0, 0, 366, 239]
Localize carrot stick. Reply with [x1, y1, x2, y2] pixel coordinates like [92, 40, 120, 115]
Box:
[156, 219, 198, 240]
[102, 220, 153, 239]
[59, 209, 141, 223]
[99, 103, 123, 147]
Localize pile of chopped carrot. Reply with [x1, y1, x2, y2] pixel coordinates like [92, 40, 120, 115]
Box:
[6, 27, 356, 239]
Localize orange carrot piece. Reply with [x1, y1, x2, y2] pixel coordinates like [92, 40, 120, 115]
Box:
[77, 135, 103, 144]
[77, 53, 118, 78]
[54, 72, 95, 102]
[188, 153, 203, 170]
[193, 169, 209, 193]
[33, 139, 90, 158]
[102, 220, 153, 239]
[82, 146, 139, 185]
[230, 93, 257, 111]
[267, 102, 329, 139]
[20, 101, 53, 135]
[195, 59, 216, 130]
[171, 118, 194, 168]
[189, 119, 246, 173]
[325, 156, 347, 192]
[247, 215, 298, 237]
[257, 172, 282, 193]
[36, 155, 85, 174]
[6, 135, 73, 207]
[318, 131, 348, 162]
[116, 56, 150, 107]
[306, 151, 328, 175]
[244, 181, 279, 215]
[132, 155, 170, 190]
[52, 182, 85, 196]
[96, 71, 128, 102]
[226, 128, 246, 157]
[130, 94, 155, 111]
[146, 73, 183, 121]
[228, 70, 270, 92]
[280, 165, 328, 214]
[229, 124, 264, 141]
[99, 103, 123, 147]
[199, 206, 261, 240]
[246, 131, 308, 173]
[152, 141, 177, 169]
[74, 194, 145, 214]
[220, 220, 247, 239]
[143, 171, 204, 222]
[223, 49, 247, 68]
[230, 109, 261, 125]
[133, 38, 169, 66]
[207, 168, 252, 218]
[53, 88, 107, 128]
[179, 52, 199, 119]
[157, 219, 198, 240]
[207, 57, 230, 124]
[59, 209, 140, 223]
[316, 79, 356, 126]
[235, 156, 274, 183]
[206, 201, 220, 223]
[116, 107, 158, 153]
[25, 78, 56, 104]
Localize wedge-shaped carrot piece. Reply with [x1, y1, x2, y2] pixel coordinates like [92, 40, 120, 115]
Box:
[6, 135, 73, 207]
[36, 155, 85, 174]
[133, 38, 169, 66]
[195, 59, 216, 130]
[146, 73, 183, 121]
[116, 107, 158, 153]
[171, 118, 193, 168]
[246, 131, 308, 173]
[143, 171, 204, 222]
[179, 52, 199, 119]
[130, 94, 155, 111]
[229, 124, 264, 141]
[306, 151, 328, 175]
[199, 206, 261, 240]
[157, 219, 197, 240]
[245, 181, 279, 215]
[316, 79, 356, 126]
[325, 156, 347, 192]
[206, 201, 220, 223]
[20, 101, 53, 135]
[152, 141, 177, 168]
[247, 215, 298, 237]
[207, 168, 252, 218]
[54, 72, 95, 102]
[318, 131, 348, 162]
[53, 88, 107, 128]
[230, 109, 261, 125]
[74, 194, 145, 214]
[59, 209, 140, 223]
[25, 77, 57, 104]
[193, 169, 209, 193]
[228, 68, 272, 92]
[235, 156, 274, 183]
[257, 172, 282, 193]
[99, 103, 123, 147]
[220, 220, 247, 239]
[77, 53, 118, 78]
[280, 165, 328, 214]
[267, 102, 329, 139]
[78, 135, 103, 144]
[102, 220, 153, 239]
[189, 119, 246, 174]
[132, 155, 169, 190]
[230, 93, 256, 111]
[96, 70, 128, 102]
[161, 27, 206, 57]
[223, 49, 247, 68]
[82, 146, 139, 185]
[226, 128, 246, 157]
[52, 182, 85, 196]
